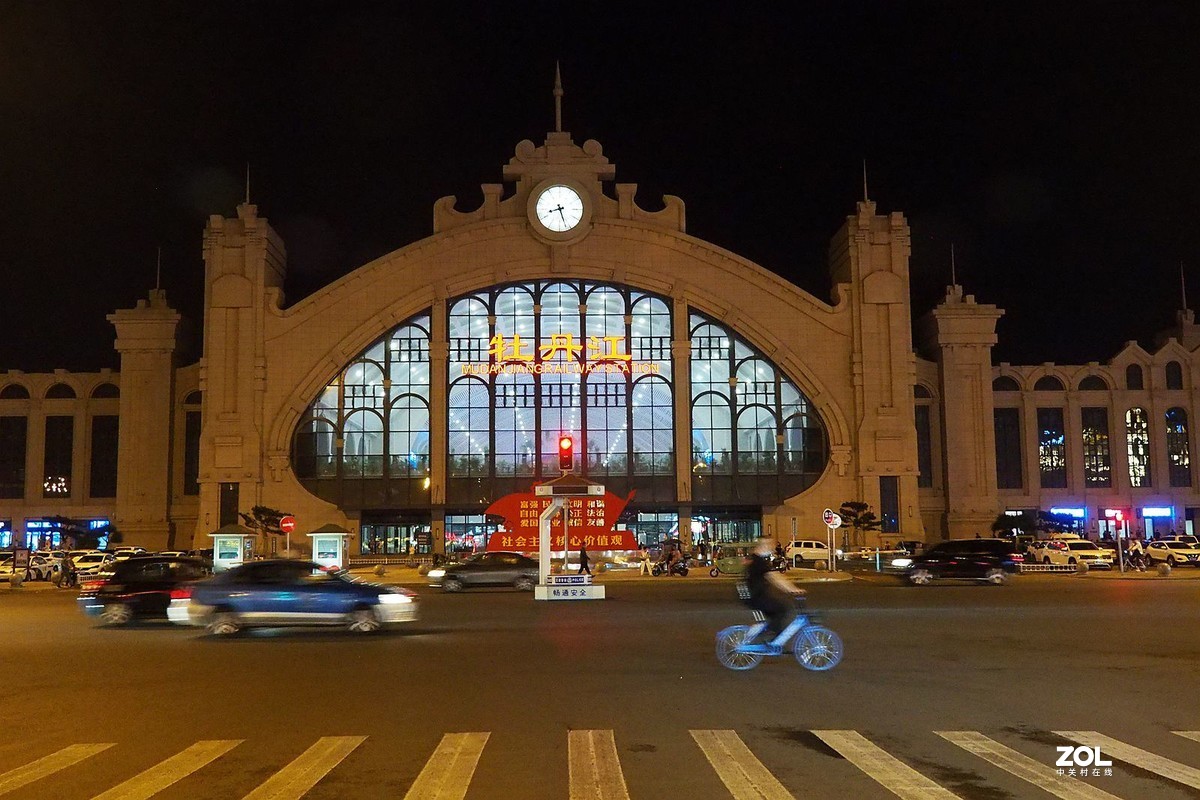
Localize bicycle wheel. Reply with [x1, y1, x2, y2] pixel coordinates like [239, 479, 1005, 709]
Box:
[793, 625, 843, 671]
[716, 625, 764, 671]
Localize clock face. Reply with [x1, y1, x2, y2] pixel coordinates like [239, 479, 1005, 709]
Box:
[534, 185, 585, 232]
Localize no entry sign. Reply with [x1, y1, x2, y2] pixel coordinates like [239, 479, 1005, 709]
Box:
[279, 515, 297, 534]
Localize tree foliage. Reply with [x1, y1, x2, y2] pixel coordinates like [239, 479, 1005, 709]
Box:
[838, 501, 881, 546]
[39, 516, 122, 550]
[238, 506, 291, 535]
[991, 511, 1037, 537]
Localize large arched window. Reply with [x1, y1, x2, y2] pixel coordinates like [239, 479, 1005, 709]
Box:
[292, 312, 432, 496]
[1125, 407, 1151, 488]
[444, 281, 677, 503]
[1166, 407, 1191, 488]
[1034, 375, 1065, 391]
[689, 310, 827, 501]
[1125, 364, 1144, 390]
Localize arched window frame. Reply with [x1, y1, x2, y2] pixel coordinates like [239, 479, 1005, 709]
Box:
[1166, 361, 1184, 390]
[1125, 407, 1151, 488]
[1125, 364, 1144, 390]
[1166, 407, 1192, 489]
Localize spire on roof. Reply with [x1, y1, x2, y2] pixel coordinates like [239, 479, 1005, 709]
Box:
[245, 163, 251, 205]
[862, 159, 869, 203]
[1181, 261, 1188, 312]
[155, 246, 162, 291]
[553, 62, 564, 133]
[951, 243, 958, 287]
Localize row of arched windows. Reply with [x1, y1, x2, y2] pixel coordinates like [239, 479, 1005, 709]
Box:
[993, 361, 1187, 393]
[0, 383, 119, 400]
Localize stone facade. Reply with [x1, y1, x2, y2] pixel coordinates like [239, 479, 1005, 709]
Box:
[4, 123, 1199, 552]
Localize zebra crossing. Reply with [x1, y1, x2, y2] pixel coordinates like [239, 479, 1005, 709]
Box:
[1, 728, 1198, 799]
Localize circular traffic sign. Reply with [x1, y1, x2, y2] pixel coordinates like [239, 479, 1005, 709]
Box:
[822, 508, 843, 528]
[279, 515, 297, 534]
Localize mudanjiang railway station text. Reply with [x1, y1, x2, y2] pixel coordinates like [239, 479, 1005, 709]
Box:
[6, 79, 1200, 557]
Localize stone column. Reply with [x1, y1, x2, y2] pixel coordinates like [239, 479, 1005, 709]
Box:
[108, 289, 180, 550]
[671, 294, 693, 547]
[919, 286, 1004, 539]
[428, 295, 449, 555]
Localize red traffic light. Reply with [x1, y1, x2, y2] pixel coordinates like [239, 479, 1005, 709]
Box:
[558, 435, 573, 471]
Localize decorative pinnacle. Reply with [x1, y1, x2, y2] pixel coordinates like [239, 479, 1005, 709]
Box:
[244, 163, 251, 205]
[951, 243, 958, 287]
[862, 159, 869, 203]
[554, 61, 563, 133]
[1181, 261, 1188, 312]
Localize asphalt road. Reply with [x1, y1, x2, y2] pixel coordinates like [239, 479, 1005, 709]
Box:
[1, 576, 1198, 799]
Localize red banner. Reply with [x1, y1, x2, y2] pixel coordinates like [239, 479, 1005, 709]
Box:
[485, 490, 637, 552]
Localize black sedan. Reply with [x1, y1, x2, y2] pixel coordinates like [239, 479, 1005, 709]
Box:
[427, 551, 538, 592]
[78, 556, 211, 625]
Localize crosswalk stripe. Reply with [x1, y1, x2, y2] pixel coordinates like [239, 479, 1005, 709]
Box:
[1055, 731, 1200, 790]
[937, 731, 1119, 800]
[0, 743, 114, 796]
[1174, 732, 1200, 745]
[811, 730, 959, 800]
[241, 736, 366, 800]
[569, 730, 630, 800]
[402, 732, 489, 800]
[91, 740, 241, 800]
[689, 730, 794, 800]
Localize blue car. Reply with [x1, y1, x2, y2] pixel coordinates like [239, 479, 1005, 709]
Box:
[171, 559, 418, 635]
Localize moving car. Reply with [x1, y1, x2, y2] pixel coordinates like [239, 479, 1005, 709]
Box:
[78, 556, 211, 625]
[175, 559, 418, 635]
[427, 551, 538, 592]
[1041, 539, 1114, 569]
[1146, 540, 1200, 567]
[905, 538, 1023, 585]
[785, 539, 831, 568]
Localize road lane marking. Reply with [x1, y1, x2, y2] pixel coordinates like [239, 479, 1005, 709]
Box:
[242, 736, 366, 800]
[689, 729, 794, 800]
[402, 732, 489, 800]
[811, 730, 960, 799]
[0, 743, 114, 796]
[91, 740, 241, 800]
[1174, 732, 1200, 744]
[1054, 731, 1200, 790]
[937, 731, 1119, 800]
[569, 730, 630, 800]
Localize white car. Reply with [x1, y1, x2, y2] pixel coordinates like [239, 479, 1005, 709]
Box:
[1041, 540, 1113, 569]
[786, 539, 832, 567]
[72, 552, 116, 576]
[0, 556, 54, 581]
[112, 547, 148, 561]
[1146, 540, 1200, 567]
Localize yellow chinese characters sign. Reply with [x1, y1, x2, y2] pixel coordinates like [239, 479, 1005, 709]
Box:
[461, 333, 661, 376]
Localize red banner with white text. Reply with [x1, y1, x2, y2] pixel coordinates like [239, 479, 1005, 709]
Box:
[484, 490, 637, 552]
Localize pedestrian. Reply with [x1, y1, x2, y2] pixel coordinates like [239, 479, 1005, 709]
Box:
[578, 546, 591, 576]
[59, 552, 76, 588]
[638, 544, 652, 576]
[699, 541, 708, 565]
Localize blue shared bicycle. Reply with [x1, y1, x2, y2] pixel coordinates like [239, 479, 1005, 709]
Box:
[716, 585, 843, 671]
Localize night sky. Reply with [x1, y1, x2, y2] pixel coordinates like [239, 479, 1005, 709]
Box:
[2, 2, 1198, 373]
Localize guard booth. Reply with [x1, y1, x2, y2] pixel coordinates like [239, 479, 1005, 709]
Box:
[209, 523, 256, 572]
[308, 523, 351, 572]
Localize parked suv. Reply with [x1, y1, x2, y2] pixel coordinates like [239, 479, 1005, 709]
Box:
[1146, 540, 1200, 567]
[1041, 539, 1114, 569]
[786, 539, 832, 568]
[905, 538, 1023, 586]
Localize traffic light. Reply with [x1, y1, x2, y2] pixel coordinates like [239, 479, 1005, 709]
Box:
[558, 435, 573, 471]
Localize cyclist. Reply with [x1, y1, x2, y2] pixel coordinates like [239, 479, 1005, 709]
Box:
[745, 537, 804, 643]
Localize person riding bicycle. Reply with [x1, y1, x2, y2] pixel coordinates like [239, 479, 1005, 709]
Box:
[745, 537, 804, 642]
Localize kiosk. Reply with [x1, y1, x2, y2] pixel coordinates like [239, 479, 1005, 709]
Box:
[209, 523, 256, 572]
[308, 523, 351, 571]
